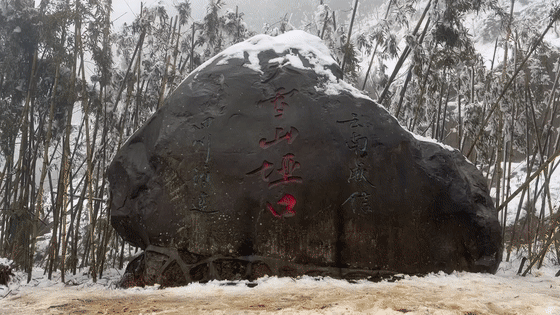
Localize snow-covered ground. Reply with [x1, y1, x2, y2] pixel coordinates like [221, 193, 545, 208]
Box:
[1, 253, 559, 314]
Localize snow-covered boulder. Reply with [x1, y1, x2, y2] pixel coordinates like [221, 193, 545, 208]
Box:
[108, 30, 502, 287]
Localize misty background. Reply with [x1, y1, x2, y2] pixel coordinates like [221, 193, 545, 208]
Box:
[113, 0, 385, 31]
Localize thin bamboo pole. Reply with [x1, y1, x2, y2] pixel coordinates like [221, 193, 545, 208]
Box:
[341, 0, 359, 78]
[466, 10, 559, 157]
[378, 0, 431, 103]
[361, 0, 393, 90]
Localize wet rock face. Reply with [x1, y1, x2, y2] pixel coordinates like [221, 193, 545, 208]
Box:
[108, 31, 502, 286]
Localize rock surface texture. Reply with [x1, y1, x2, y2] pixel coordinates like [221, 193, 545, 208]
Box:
[109, 31, 502, 287]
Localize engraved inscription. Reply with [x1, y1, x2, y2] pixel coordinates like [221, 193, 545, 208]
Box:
[250, 87, 302, 218]
[268, 154, 303, 188]
[191, 192, 218, 214]
[259, 127, 299, 149]
[342, 192, 373, 214]
[247, 161, 274, 182]
[246, 154, 302, 188]
[347, 132, 368, 157]
[336, 113, 363, 128]
[192, 167, 210, 188]
[267, 193, 297, 218]
[257, 88, 298, 118]
[338, 113, 374, 214]
[192, 117, 215, 130]
[348, 161, 374, 187]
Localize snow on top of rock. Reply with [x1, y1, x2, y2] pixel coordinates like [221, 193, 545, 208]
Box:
[411, 132, 458, 153]
[213, 30, 336, 72]
[191, 30, 371, 100]
[187, 31, 458, 153]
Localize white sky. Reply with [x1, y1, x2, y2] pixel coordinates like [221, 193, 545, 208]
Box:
[111, 0, 384, 31]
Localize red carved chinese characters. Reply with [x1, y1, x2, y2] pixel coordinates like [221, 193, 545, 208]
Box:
[259, 127, 299, 149]
[247, 160, 274, 182]
[267, 193, 296, 218]
[258, 88, 297, 118]
[269, 154, 303, 188]
[249, 88, 302, 218]
[247, 154, 302, 189]
[271, 91, 288, 118]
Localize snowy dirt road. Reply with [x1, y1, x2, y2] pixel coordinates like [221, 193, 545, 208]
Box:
[2, 262, 560, 315]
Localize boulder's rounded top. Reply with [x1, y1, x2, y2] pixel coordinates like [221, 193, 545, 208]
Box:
[243, 30, 337, 68]
[200, 30, 337, 74]
[186, 30, 371, 101]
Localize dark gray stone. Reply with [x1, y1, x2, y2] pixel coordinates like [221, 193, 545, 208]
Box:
[0, 263, 13, 286]
[108, 31, 502, 286]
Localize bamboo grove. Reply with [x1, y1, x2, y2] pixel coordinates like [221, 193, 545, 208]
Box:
[0, 0, 559, 282]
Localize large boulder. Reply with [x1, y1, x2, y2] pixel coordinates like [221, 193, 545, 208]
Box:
[108, 31, 502, 286]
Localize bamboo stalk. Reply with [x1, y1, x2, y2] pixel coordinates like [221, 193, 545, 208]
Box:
[434, 82, 445, 139]
[50, 68, 76, 281]
[167, 19, 182, 94]
[439, 83, 451, 142]
[378, 0, 431, 104]
[490, 36, 499, 71]
[503, 105, 516, 242]
[526, 86, 557, 257]
[320, 10, 329, 40]
[10, 43, 39, 268]
[190, 23, 196, 72]
[496, 149, 560, 213]
[113, 28, 146, 112]
[522, 202, 560, 276]
[393, 66, 413, 118]
[119, 236, 126, 269]
[28, 51, 52, 282]
[495, 0, 515, 230]
[341, 0, 359, 78]
[457, 76, 463, 150]
[466, 10, 559, 157]
[410, 51, 435, 132]
[158, 16, 177, 109]
[361, 0, 393, 90]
